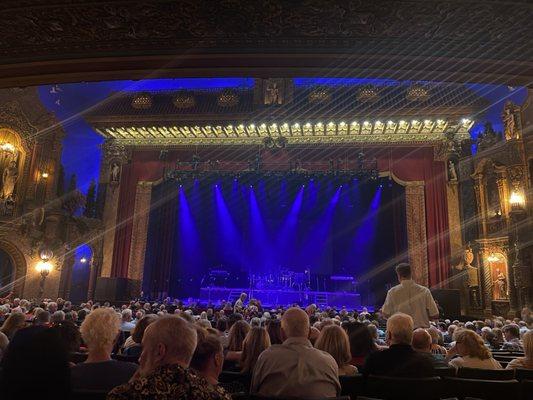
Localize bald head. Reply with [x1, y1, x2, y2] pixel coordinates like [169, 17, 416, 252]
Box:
[386, 313, 414, 345]
[281, 307, 310, 339]
[139, 316, 197, 377]
[412, 328, 432, 352]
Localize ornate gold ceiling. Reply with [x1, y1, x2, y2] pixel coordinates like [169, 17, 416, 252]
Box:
[0, 1, 532, 87]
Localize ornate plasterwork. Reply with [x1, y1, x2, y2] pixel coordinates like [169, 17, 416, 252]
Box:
[95, 118, 472, 146]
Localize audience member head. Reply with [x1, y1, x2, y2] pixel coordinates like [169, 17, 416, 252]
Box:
[50, 320, 82, 353]
[51, 310, 66, 323]
[138, 316, 197, 377]
[266, 318, 283, 345]
[386, 313, 414, 345]
[454, 329, 491, 360]
[345, 321, 377, 358]
[240, 327, 271, 373]
[216, 317, 228, 333]
[411, 328, 432, 353]
[190, 334, 224, 384]
[395, 263, 411, 281]
[315, 324, 351, 369]
[427, 326, 444, 346]
[34, 309, 50, 325]
[227, 319, 251, 351]
[1, 326, 70, 400]
[0, 312, 26, 339]
[80, 307, 120, 357]
[47, 301, 58, 313]
[121, 308, 133, 322]
[502, 323, 520, 341]
[281, 307, 310, 340]
[131, 314, 158, 344]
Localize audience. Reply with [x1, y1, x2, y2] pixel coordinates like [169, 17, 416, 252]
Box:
[108, 316, 230, 399]
[251, 307, 340, 398]
[506, 329, 533, 369]
[446, 329, 502, 370]
[190, 333, 225, 385]
[1, 326, 71, 400]
[240, 327, 271, 374]
[364, 313, 435, 377]
[501, 323, 523, 351]
[411, 328, 449, 368]
[71, 308, 138, 392]
[0, 292, 530, 399]
[0, 312, 25, 340]
[122, 314, 158, 357]
[315, 324, 358, 376]
[345, 321, 379, 368]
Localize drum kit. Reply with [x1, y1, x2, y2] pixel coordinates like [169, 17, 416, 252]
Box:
[251, 268, 310, 291]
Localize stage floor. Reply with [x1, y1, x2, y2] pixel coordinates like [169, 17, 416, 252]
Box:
[199, 287, 361, 309]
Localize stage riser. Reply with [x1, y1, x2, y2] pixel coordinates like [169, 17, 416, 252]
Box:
[199, 287, 361, 308]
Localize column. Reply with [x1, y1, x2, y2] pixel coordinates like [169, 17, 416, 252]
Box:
[127, 181, 153, 285]
[405, 184, 429, 286]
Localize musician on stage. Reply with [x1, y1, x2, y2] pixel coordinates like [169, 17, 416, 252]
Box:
[234, 292, 248, 313]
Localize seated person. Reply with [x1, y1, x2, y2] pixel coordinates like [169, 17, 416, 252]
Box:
[364, 313, 434, 377]
[501, 323, 523, 351]
[345, 321, 379, 369]
[315, 324, 358, 376]
[108, 316, 230, 400]
[506, 330, 533, 370]
[122, 314, 158, 357]
[71, 308, 138, 392]
[411, 328, 449, 368]
[190, 334, 225, 385]
[240, 327, 271, 374]
[251, 307, 340, 398]
[446, 329, 502, 370]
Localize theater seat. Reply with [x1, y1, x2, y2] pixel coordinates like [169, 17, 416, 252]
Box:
[232, 395, 350, 400]
[521, 380, 533, 400]
[69, 352, 88, 364]
[218, 371, 251, 394]
[515, 369, 533, 381]
[339, 374, 365, 399]
[71, 390, 108, 400]
[434, 367, 456, 377]
[111, 353, 139, 363]
[365, 376, 442, 400]
[457, 367, 515, 380]
[442, 377, 520, 400]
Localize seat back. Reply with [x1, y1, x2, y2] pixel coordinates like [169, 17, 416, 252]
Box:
[443, 377, 520, 400]
[515, 368, 533, 381]
[69, 352, 88, 364]
[232, 396, 350, 400]
[339, 374, 365, 399]
[434, 367, 456, 377]
[457, 367, 514, 380]
[521, 380, 533, 400]
[218, 371, 251, 394]
[365, 376, 442, 400]
[71, 390, 109, 400]
[111, 353, 139, 364]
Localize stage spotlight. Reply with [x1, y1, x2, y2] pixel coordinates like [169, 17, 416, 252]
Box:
[379, 184, 383, 188]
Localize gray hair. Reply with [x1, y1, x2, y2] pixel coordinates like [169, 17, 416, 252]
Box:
[51, 310, 65, 323]
[387, 313, 414, 345]
[147, 316, 197, 365]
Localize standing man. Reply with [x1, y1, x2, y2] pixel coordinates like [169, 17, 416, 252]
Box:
[382, 263, 439, 329]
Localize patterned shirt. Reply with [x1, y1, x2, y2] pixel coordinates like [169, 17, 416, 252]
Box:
[107, 364, 231, 400]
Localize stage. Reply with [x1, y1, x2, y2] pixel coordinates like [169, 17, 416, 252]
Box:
[199, 287, 361, 309]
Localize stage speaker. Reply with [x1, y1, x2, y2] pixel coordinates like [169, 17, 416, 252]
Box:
[94, 277, 141, 302]
[431, 288, 461, 319]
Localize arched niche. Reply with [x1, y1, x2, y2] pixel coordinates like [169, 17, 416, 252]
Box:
[0, 240, 27, 297]
[0, 128, 28, 216]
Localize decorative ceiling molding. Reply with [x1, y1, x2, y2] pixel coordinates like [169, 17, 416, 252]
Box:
[0, 1, 532, 87]
[95, 118, 473, 146]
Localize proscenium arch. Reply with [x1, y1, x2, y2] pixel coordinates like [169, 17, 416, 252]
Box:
[0, 239, 27, 297]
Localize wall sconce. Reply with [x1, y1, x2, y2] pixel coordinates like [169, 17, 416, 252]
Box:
[41, 172, 49, 179]
[36, 260, 53, 277]
[509, 191, 525, 209]
[37, 248, 54, 299]
[80, 257, 88, 264]
[0, 143, 15, 153]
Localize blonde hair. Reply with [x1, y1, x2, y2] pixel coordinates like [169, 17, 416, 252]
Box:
[0, 312, 26, 338]
[387, 313, 414, 344]
[315, 324, 351, 368]
[454, 329, 491, 360]
[240, 327, 271, 373]
[523, 330, 533, 360]
[80, 308, 120, 351]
